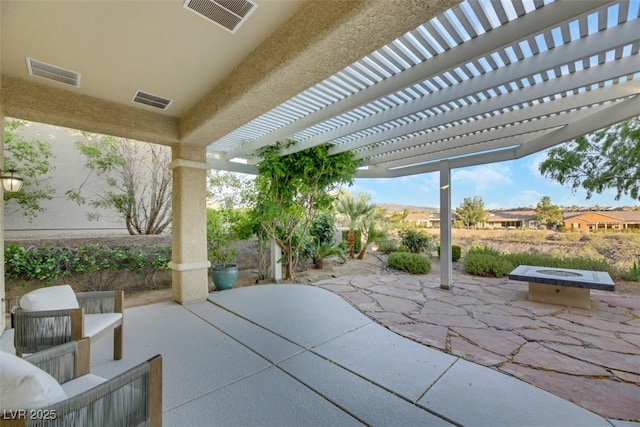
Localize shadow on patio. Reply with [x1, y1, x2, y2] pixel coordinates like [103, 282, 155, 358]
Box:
[3, 283, 634, 426]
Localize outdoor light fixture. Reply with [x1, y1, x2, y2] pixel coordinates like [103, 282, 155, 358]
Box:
[0, 169, 24, 192]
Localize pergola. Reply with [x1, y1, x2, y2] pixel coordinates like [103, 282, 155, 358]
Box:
[1, 0, 639, 331]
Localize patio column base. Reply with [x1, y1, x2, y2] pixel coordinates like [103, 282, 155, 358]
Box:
[173, 269, 210, 304]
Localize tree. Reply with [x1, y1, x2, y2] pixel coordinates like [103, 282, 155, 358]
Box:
[534, 196, 563, 229]
[335, 191, 374, 258]
[456, 196, 486, 229]
[3, 119, 55, 221]
[253, 142, 359, 280]
[67, 135, 172, 235]
[539, 117, 640, 201]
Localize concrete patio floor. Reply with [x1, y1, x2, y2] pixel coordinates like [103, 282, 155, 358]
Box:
[2, 283, 637, 426]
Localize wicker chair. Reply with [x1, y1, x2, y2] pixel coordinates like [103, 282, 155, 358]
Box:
[0, 338, 162, 427]
[13, 288, 123, 360]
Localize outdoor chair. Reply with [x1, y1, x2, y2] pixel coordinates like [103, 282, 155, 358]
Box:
[13, 285, 123, 360]
[0, 338, 162, 426]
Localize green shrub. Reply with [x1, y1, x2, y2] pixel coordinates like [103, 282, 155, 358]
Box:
[4, 243, 172, 282]
[310, 211, 336, 246]
[377, 240, 400, 254]
[387, 252, 431, 274]
[627, 261, 640, 281]
[464, 252, 514, 277]
[399, 229, 434, 254]
[467, 245, 502, 257]
[437, 244, 462, 262]
[503, 252, 610, 272]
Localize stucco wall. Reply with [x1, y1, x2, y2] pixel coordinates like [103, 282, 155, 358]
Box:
[4, 120, 129, 237]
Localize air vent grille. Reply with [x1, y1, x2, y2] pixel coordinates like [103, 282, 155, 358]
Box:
[132, 90, 173, 110]
[26, 58, 80, 87]
[184, 0, 257, 33]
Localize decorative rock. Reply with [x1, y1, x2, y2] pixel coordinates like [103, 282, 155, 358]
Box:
[409, 313, 487, 328]
[499, 363, 640, 421]
[369, 284, 425, 302]
[472, 312, 539, 330]
[370, 294, 420, 314]
[419, 300, 468, 316]
[513, 342, 610, 376]
[449, 336, 507, 366]
[452, 327, 526, 356]
[544, 343, 640, 374]
[516, 328, 583, 345]
[388, 323, 448, 350]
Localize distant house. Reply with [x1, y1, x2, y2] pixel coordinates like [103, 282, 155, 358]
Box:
[562, 211, 640, 231]
[404, 212, 432, 228]
[482, 210, 538, 229]
[404, 211, 456, 228]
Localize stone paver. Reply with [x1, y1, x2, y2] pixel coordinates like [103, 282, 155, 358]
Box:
[311, 268, 640, 422]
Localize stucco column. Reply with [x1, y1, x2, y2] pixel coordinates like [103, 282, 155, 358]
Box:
[168, 146, 211, 304]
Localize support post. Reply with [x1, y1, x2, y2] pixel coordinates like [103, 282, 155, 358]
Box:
[270, 239, 282, 282]
[168, 147, 211, 304]
[439, 160, 452, 290]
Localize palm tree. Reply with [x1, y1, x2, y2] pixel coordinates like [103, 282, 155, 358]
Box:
[336, 191, 374, 258]
[357, 217, 386, 259]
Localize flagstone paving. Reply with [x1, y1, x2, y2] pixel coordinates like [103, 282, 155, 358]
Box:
[312, 270, 640, 421]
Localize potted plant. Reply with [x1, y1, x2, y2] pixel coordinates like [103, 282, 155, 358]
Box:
[207, 208, 239, 290]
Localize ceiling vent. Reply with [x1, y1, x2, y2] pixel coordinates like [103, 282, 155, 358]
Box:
[26, 58, 80, 87]
[132, 90, 173, 110]
[183, 0, 258, 33]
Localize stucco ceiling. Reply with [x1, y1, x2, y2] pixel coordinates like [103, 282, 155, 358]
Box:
[1, 0, 639, 178]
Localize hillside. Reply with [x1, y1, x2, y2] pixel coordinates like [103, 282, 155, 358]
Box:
[375, 203, 437, 213]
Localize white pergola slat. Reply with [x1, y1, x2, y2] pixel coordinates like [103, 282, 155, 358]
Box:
[208, 0, 639, 179]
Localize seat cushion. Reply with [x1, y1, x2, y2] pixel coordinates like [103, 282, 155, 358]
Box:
[61, 374, 106, 398]
[0, 352, 68, 410]
[84, 313, 122, 338]
[20, 285, 79, 312]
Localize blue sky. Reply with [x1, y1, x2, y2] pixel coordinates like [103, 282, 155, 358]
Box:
[345, 149, 638, 210]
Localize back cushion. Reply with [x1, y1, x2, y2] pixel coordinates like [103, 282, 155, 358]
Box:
[0, 352, 68, 410]
[20, 285, 79, 312]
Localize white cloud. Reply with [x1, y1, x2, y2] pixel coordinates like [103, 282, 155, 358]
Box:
[526, 151, 547, 177]
[507, 189, 544, 208]
[452, 164, 513, 193]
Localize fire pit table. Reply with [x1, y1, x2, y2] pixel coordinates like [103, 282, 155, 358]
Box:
[508, 265, 615, 309]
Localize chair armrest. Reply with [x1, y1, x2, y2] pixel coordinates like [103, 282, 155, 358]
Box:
[77, 290, 123, 315]
[13, 308, 84, 356]
[23, 338, 91, 383]
[4, 355, 163, 427]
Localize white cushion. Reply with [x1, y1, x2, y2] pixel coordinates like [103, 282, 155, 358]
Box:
[20, 285, 79, 312]
[0, 352, 68, 410]
[61, 374, 106, 398]
[84, 313, 122, 338]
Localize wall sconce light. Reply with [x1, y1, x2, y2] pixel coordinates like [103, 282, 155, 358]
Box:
[1, 169, 24, 192]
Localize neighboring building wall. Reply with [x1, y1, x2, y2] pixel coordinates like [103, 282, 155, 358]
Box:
[563, 211, 639, 231]
[5, 121, 127, 237]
